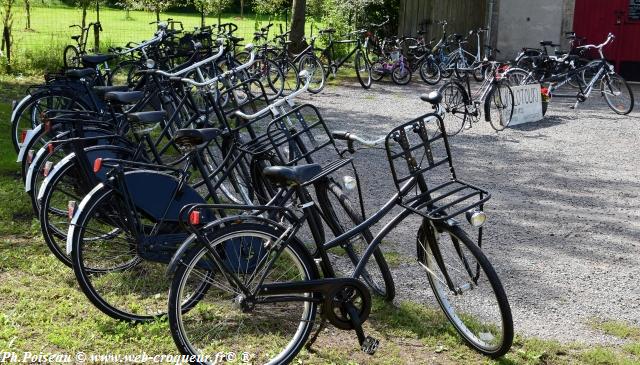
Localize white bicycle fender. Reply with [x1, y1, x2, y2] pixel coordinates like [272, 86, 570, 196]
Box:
[67, 183, 105, 255]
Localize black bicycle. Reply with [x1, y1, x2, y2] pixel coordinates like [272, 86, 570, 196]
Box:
[166, 92, 513, 363]
[317, 28, 373, 89]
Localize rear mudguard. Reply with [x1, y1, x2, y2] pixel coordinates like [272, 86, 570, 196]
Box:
[17, 124, 43, 163]
[166, 215, 299, 277]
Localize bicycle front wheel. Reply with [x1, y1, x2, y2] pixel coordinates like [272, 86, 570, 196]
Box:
[601, 72, 634, 115]
[64, 45, 80, 69]
[486, 82, 514, 131]
[168, 223, 318, 365]
[355, 50, 372, 89]
[417, 222, 513, 357]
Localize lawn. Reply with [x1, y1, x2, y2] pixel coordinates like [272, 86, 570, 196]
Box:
[4, 4, 322, 74]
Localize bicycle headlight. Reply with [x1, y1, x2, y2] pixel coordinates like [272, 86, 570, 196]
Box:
[146, 59, 156, 69]
[343, 175, 357, 191]
[465, 209, 486, 227]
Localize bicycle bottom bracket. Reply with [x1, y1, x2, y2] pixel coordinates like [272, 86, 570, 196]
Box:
[324, 282, 371, 330]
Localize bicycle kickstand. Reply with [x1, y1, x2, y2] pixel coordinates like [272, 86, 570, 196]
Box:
[305, 318, 328, 352]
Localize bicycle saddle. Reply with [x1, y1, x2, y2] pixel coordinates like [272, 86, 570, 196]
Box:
[103, 91, 144, 105]
[65, 68, 95, 79]
[320, 28, 336, 34]
[71, 35, 81, 41]
[173, 128, 222, 146]
[539, 41, 559, 47]
[92, 85, 128, 99]
[127, 111, 166, 124]
[420, 91, 443, 105]
[263, 164, 322, 186]
[81, 54, 118, 65]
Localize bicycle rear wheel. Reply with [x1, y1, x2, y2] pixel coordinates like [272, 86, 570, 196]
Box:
[486, 82, 514, 131]
[601, 72, 634, 115]
[419, 59, 441, 85]
[316, 180, 395, 301]
[64, 45, 80, 69]
[168, 223, 318, 364]
[438, 81, 468, 136]
[298, 54, 326, 93]
[417, 222, 513, 357]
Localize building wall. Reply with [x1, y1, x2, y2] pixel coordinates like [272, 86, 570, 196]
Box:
[493, 0, 575, 59]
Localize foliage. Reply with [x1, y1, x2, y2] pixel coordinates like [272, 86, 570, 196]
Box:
[253, 0, 287, 15]
[1, 0, 17, 64]
[140, 0, 172, 20]
[192, 0, 232, 25]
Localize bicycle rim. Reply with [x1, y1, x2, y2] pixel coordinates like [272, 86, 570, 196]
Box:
[601, 73, 634, 115]
[417, 223, 513, 357]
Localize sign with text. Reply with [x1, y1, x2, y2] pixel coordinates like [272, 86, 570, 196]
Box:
[509, 84, 544, 126]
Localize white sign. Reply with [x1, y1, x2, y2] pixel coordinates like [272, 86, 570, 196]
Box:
[509, 84, 544, 126]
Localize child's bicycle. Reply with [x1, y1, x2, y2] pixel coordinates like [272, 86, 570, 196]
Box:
[64, 22, 103, 69]
[371, 38, 412, 85]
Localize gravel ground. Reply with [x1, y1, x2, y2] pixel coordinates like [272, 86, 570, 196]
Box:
[297, 78, 640, 345]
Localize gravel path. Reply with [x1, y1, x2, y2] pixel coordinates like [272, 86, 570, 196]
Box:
[297, 78, 640, 344]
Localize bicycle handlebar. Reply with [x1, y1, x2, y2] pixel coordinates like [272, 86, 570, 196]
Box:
[233, 70, 311, 120]
[331, 131, 385, 148]
[178, 45, 256, 88]
[152, 42, 225, 78]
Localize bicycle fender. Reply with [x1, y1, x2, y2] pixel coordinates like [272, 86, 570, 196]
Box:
[17, 124, 43, 163]
[37, 153, 76, 202]
[166, 215, 294, 277]
[10, 94, 32, 129]
[67, 182, 106, 255]
[25, 145, 48, 192]
[123, 170, 206, 222]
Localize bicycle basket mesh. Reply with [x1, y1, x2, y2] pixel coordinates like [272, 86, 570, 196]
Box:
[385, 113, 489, 220]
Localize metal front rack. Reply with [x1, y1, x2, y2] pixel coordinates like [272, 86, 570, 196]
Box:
[385, 112, 490, 221]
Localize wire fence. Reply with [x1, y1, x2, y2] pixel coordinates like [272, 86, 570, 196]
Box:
[3, 4, 323, 72]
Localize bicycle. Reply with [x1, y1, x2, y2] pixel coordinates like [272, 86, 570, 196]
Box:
[505, 33, 634, 115]
[438, 61, 515, 135]
[316, 28, 373, 89]
[166, 92, 513, 363]
[64, 22, 103, 69]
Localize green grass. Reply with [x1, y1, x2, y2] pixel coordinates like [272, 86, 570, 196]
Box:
[1, 70, 639, 365]
[3, 5, 322, 74]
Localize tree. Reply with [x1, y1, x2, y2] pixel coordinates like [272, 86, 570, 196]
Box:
[289, 0, 305, 51]
[253, 0, 287, 16]
[140, 0, 172, 22]
[74, 0, 92, 28]
[192, 0, 231, 28]
[0, 0, 16, 66]
[118, 0, 143, 20]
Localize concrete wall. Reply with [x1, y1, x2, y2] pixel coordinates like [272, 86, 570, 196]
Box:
[493, 0, 575, 59]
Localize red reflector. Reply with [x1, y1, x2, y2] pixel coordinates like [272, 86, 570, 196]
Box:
[189, 210, 201, 225]
[48, 143, 55, 154]
[20, 129, 28, 143]
[68, 200, 77, 220]
[93, 158, 103, 173]
[43, 161, 53, 177]
[27, 150, 34, 164]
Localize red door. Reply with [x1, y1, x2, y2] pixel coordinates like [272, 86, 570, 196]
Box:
[574, 0, 640, 81]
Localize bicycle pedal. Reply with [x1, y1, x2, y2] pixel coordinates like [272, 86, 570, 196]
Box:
[361, 336, 379, 355]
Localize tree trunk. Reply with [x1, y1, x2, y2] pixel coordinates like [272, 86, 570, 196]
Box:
[25, 0, 31, 30]
[201, 10, 205, 28]
[155, 10, 160, 22]
[81, 6, 87, 28]
[289, 0, 306, 53]
[240, 0, 244, 19]
[3, 26, 11, 64]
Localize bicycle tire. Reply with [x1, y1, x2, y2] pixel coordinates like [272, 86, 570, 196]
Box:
[417, 222, 513, 357]
[485, 82, 515, 131]
[168, 223, 318, 364]
[355, 50, 372, 89]
[391, 63, 412, 85]
[63, 45, 80, 69]
[601, 72, 634, 115]
[316, 179, 395, 301]
[438, 81, 468, 136]
[419, 59, 442, 85]
[298, 53, 326, 93]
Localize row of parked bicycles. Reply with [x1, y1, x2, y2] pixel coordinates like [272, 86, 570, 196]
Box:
[11, 19, 514, 364]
